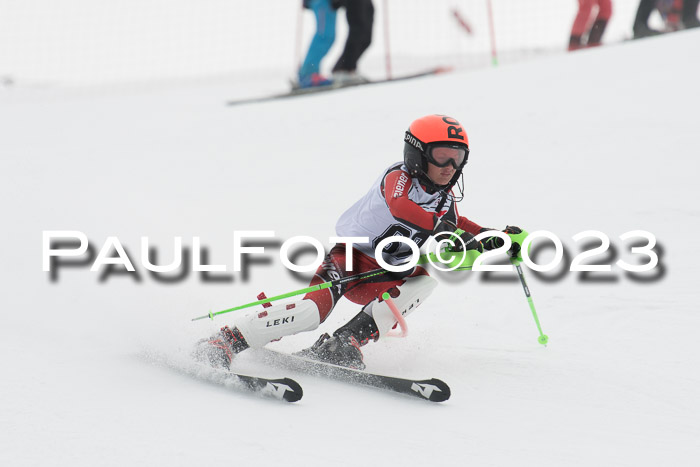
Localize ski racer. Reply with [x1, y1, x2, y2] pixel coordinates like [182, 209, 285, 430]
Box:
[196, 114, 522, 369]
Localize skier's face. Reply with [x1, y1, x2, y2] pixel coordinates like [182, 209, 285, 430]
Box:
[426, 162, 455, 186]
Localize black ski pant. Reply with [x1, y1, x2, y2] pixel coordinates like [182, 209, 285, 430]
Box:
[333, 0, 374, 73]
[683, 0, 700, 25]
[635, 0, 700, 30]
[633, 0, 656, 29]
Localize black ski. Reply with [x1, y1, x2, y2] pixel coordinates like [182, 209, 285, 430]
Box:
[257, 349, 450, 402]
[234, 374, 304, 402]
[142, 351, 303, 402]
[226, 67, 452, 107]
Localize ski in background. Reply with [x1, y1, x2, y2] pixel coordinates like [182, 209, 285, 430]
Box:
[226, 67, 452, 107]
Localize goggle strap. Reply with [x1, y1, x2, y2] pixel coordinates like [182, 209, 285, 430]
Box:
[404, 131, 426, 152]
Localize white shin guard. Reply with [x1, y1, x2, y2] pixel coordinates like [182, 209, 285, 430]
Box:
[366, 275, 438, 337]
[233, 299, 321, 348]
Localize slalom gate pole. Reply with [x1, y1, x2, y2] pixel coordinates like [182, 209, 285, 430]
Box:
[382, 0, 392, 80]
[511, 258, 549, 346]
[486, 0, 499, 66]
[192, 267, 389, 321]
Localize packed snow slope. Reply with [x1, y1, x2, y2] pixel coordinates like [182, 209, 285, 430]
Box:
[1, 30, 699, 467]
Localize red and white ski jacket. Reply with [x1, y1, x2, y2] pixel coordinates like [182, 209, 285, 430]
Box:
[335, 162, 482, 264]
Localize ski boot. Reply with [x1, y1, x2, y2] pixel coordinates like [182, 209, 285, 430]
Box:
[193, 326, 249, 370]
[298, 332, 365, 370]
[331, 70, 369, 86]
[295, 72, 333, 89]
[297, 310, 379, 370]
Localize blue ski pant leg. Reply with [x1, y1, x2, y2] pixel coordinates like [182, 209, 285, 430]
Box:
[299, 0, 337, 79]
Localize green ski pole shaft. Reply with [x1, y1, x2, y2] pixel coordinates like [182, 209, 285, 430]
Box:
[511, 258, 549, 346]
[192, 248, 477, 322]
[192, 267, 389, 321]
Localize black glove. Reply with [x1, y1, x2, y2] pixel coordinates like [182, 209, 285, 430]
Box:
[480, 226, 522, 258]
[449, 230, 483, 253]
[432, 216, 458, 235]
[433, 217, 483, 253]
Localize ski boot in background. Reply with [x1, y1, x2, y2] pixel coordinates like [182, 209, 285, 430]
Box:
[294, 72, 333, 90]
[331, 70, 369, 86]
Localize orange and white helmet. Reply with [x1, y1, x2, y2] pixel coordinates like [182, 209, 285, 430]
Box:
[404, 114, 470, 189]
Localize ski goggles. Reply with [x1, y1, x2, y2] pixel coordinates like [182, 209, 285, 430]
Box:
[405, 130, 469, 169]
[426, 144, 469, 169]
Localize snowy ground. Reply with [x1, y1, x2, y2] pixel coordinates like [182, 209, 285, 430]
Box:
[2, 29, 700, 467]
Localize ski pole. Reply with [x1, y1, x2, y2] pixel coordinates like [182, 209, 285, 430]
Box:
[511, 257, 549, 346]
[192, 248, 477, 322]
[191, 267, 389, 321]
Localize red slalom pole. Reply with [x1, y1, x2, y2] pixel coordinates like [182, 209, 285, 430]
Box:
[486, 0, 499, 66]
[452, 8, 473, 35]
[383, 0, 392, 80]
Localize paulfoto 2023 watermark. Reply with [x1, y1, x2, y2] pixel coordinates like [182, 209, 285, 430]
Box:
[42, 230, 662, 283]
